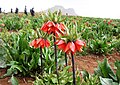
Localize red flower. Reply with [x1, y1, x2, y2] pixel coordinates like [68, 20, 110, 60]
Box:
[108, 20, 113, 25]
[108, 21, 111, 25]
[41, 21, 55, 33]
[74, 40, 86, 52]
[40, 21, 65, 37]
[30, 38, 50, 48]
[64, 42, 76, 54]
[55, 40, 67, 51]
[56, 23, 65, 36]
[29, 39, 38, 48]
[56, 39, 86, 54]
[44, 39, 50, 47]
[110, 20, 113, 22]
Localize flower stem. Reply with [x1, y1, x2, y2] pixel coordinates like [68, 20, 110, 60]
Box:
[71, 52, 76, 85]
[40, 47, 43, 75]
[65, 53, 67, 66]
[53, 36, 59, 83]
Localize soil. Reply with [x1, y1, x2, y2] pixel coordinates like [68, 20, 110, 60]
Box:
[0, 52, 120, 85]
[74, 52, 120, 73]
[0, 69, 34, 85]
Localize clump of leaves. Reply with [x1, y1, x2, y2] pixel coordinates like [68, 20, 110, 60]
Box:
[81, 70, 100, 85]
[88, 39, 114, 55]
[95, 58, 120, 85]
[34, 66, 81, 85]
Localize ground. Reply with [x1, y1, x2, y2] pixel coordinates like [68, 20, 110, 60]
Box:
[0, 69, 34, 85]
[0, 52, 120, 85]
[75, 52, 120, 73]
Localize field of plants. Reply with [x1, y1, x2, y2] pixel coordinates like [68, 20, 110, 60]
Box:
[0, 11, 120, 85]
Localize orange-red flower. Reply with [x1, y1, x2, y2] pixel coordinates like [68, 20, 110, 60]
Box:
[108, 20, 113, 25]
[30, 38, 50, 48]
[56, 39, 86, 54]
[64, 42, 76, 54]
[40, 21, 65, 37]
[55, 40, 67, 51]
[74, 40, 86, 52]
[41, 21, 55, 33]
[108, 21, 111, 25]
[30, 39, 38, 48]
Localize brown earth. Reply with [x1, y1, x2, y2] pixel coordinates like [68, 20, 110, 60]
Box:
[0, 69, 34, 85]
[0, 52, 120, 85]
[74, 52, 120, 74]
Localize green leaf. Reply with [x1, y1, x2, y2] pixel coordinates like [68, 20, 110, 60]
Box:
[95, 58, 117, 81]
[34, 77, 44, 85]
[76, 76, 81, 85]
[29, 52, 39, 70]
[51, 77, 58, 84]
[115, 60, 120, 83]
[11, 65, 23, 72]
[10, 75, 19, 85]
[1, 68, 13, 78]
[81, 70, 89, 81]
[100, 77, 118, 85]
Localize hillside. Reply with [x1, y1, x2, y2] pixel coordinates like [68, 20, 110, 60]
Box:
[44, 5, 77, 16]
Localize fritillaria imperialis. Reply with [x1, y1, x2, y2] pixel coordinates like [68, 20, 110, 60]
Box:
[30, 38, 50, 74]
[40, 11, 66, 80]
[30, 38, 50, 48]
[56, 39, 86, 54]
[41, 21, 65, 37]
[56, 24, 86, 85]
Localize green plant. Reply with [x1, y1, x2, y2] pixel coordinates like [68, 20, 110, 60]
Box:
[0, 39, 8, 68]
[30, 17, 43, 29]
[114, 39, 120, 52]
[95, 58, 120, 85]
[0, 29, 40, 77]
[40, 11, 66, 83]
[10, 75, 19, 85]
[2, 15, 23, 30]
[34, 66, 81, 85]
[88, 39, 114, 55]
[81, 70, 100, 85]
[114, 60, 120, 84]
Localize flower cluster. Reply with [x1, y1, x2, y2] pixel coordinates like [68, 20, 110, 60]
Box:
[30, 38, 50, 48]
[108, 20, 113, 25]
[40, 21, 65, 37]
[55, 39, 86, 54]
